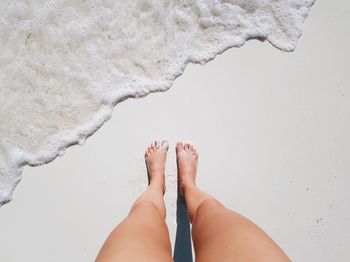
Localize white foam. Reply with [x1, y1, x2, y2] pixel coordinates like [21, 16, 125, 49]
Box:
[0, 0, 315, 206]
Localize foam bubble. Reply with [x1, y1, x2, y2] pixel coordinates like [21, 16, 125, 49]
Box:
[0, 0, 315, 206]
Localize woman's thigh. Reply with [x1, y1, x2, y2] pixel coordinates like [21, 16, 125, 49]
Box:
[96, 201, 173, 262]
[192, 199, 289, 262]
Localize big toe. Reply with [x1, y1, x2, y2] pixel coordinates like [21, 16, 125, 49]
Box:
[161, 140, 169, 151]
[176, 142, 184, 153]
[151, 141, 156, 149]
[155, 140, 162, 149]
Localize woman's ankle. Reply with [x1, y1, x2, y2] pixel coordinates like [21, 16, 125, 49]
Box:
[149, 176, 165, 193]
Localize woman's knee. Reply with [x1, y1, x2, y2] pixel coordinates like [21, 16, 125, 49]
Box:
[125, 201, 171, 245]
[129, 201, 169, 238]
[192, 198, 226, 224]
[130, 200, 164, 218]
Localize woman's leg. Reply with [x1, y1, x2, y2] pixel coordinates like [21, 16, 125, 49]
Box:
[176, 142, 290, 262]
[96, 141, 173, 262]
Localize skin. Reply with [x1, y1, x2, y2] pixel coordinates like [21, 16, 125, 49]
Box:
[96, 141, 291, 262]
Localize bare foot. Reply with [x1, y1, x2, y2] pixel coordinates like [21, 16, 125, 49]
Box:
[145, 140, 169, 192]
[176, 142, 199, 193]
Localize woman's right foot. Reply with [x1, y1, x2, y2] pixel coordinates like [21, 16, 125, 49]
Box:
[176, 142, 199, 193]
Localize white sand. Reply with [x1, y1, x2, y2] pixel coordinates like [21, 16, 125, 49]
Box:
[0, 0, 314, 205]
[0, 1, 349, 261]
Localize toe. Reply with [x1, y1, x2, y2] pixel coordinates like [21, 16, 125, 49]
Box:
[184, 143, 190, 150]
[155, 140, 161, 149]
[192, 147, 198, 157]
[176, 142, 184, 152]
[189, 144, 194, 151]
[151, 141, 156, 148]
[161, 140, 169, 151]
[146, 148, 152, 156]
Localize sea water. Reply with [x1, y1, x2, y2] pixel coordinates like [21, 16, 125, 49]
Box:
[0, 0, 315, 205]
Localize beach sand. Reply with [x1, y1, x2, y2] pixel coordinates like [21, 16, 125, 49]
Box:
[0, 1, 349, 261]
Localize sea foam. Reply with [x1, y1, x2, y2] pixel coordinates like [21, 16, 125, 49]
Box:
[0, 0, 315, 206]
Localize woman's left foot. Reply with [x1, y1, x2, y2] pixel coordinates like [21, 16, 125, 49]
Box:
[145, 140, 169, 192]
